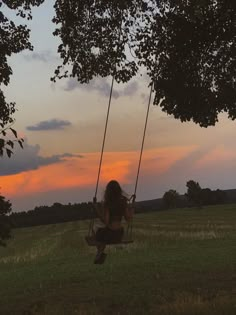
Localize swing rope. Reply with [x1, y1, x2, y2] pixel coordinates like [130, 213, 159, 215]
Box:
[88, 75, 116, 240]
[88, 10, 122, 241]
[133, 81, 153, 199]
[86, 10, 154, 243]
[124, 82, 153, 241]
[87, 80, 153, 243]
[94, 75, 115, 203]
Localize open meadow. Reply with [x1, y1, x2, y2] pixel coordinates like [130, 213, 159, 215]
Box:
[0, 204, 235, 315]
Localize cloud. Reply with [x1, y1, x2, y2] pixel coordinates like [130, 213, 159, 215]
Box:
[141, 92, 151, 104]
[64, 78, 138, 98]
[3, 144, 234, 211]
[159, 115, 174, 120]
[123, 81, 139, 97]
[1, 146, 197, 210]
[26, 119, 71, 131]
[23, 51, 58, 63]
[64, 77, 120, 98]
[0, 139, 83, 176]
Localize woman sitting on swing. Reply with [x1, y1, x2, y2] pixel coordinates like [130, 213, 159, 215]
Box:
[93, 180, 133, 264]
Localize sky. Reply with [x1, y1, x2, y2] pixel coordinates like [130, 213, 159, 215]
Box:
[1, 0, 236, 212]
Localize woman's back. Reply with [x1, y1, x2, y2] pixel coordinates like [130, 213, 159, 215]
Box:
[105, 196, 127, 224]
[93, 180, 133, 263]
[103, 180, 129, 230]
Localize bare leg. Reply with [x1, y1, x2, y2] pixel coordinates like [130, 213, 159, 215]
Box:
[94, 243, 107, 264]
[96, 243, 106, 255]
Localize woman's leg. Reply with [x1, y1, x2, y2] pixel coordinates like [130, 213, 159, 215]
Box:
[96, 243, 106, 255]
[94, 243, 107, 264]
[94, 228, 107, 263]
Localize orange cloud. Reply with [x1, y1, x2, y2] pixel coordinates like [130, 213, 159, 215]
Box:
[195, 146, 236, 169]
[0, 145, 196, 199]
[140, 146, 197, 175]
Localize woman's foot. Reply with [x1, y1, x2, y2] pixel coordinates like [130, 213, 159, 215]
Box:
[94, 252, 107, 264]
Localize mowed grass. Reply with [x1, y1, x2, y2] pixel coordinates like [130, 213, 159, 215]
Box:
[0, 204, 235, 315]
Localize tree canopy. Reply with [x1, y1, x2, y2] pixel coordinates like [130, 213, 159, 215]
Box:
[52, 0, 236, 127]
[162, 189, 180, 209]
[0, 0, 43, 156]
[0, 194, 12, 246]
[185, 180, 202, 207]
[0, 0, 235, 152]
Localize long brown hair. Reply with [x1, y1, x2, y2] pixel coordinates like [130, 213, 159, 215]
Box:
[103, 180, 126, 208]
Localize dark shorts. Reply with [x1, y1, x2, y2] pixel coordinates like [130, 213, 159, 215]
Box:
[95, 227, 124, 244]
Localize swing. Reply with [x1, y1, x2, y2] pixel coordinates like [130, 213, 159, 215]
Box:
[85, 76, 153, 247]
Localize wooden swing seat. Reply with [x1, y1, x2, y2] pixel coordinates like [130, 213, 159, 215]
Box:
[85, 236, 133, 246]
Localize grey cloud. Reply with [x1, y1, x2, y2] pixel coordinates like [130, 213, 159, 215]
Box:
[64, 78, 120, 98]
[64, 79, 78, 91]
[165, 147, 211, 176]
[87, 79, 120, 99]
[158, 146, 218, 191]
[36, 153, 83, 168]
[27, 119, 71, 131]
[23, 51, 58, 63]
[0, 140, 83, 176]
[141, 92, 149, 104]
[64, 78, 138, 99]
[123, 81, 138, 96]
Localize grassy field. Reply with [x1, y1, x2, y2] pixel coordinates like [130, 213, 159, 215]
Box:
[0, 204, 235, 315]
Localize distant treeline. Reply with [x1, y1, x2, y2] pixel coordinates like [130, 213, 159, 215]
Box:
[161, 181, 236, 210]
[10, 202, 95, 229]
[10, 187, 236, 229]
[10, 201, 145, 229]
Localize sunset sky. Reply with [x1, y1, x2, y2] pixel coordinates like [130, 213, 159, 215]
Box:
[1, 0, 236, 212]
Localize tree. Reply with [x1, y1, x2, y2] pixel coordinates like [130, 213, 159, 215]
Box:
[213, 189, 227, 204]
[0, 0, 44, 156]
[52, 0, 236, 127]
[1, 1, 236, 155]
[162, 189, 180, 209]
[0, 194, 12, 246]
[201, 188, 213, 205]
[185, 180, 202, 207]
[201, 187, 227, 205]
[0, 125, 24, 157]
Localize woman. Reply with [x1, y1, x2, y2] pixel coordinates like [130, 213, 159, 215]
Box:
[94, 180, 133, 264]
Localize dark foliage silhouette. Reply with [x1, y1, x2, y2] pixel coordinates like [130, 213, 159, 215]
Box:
[1, 1, 235, 156]
[162, 189, 181, 209]
[52, 0, 236, 127]
[0, 0, 43, 156]
[0, 194, 12, 246]
[185, 180, 202, 207]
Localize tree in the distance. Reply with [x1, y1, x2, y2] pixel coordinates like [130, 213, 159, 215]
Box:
[185, 180, 202, 207]
[0, 194, 12, 246]
[201, 187, 227, 205]
[162, 189, 181, 209]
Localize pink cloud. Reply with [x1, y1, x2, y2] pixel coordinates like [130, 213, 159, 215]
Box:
[1, 145, 196, 202]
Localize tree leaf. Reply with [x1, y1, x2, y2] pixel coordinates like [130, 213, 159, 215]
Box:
[10, 128, 17, 138]
[0, 138, 5, 149]
[18, 140, 24, 149]
[6, 148, 13, 158]
[7, 140, 14, 149]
